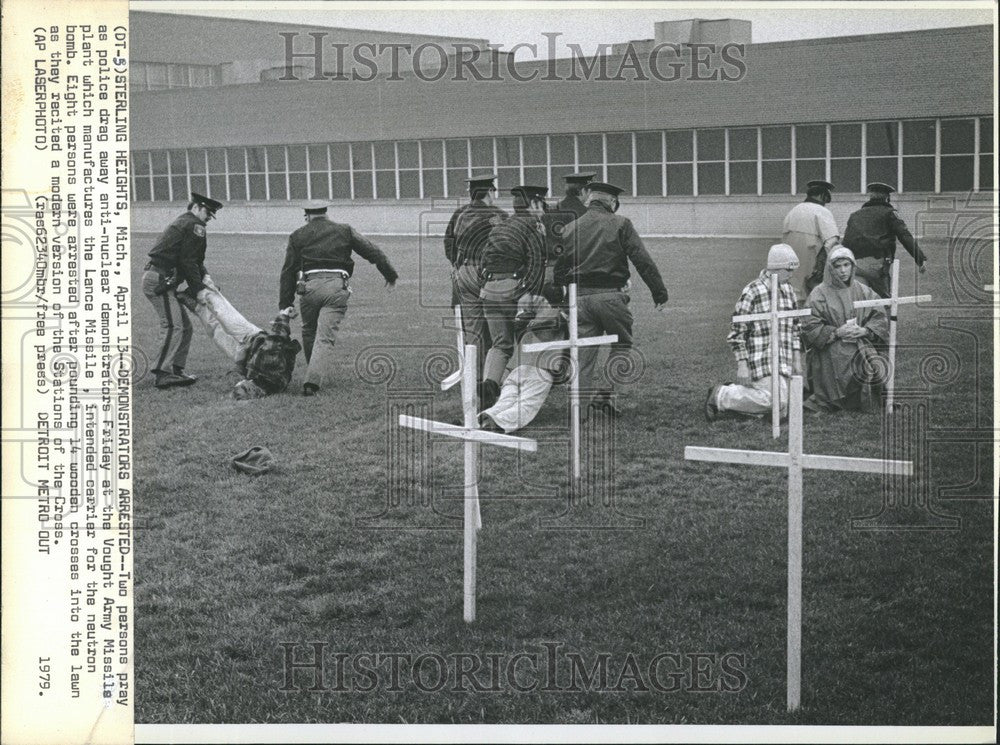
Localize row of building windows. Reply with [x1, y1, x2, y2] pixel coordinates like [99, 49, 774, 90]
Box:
[131, 62, 220, 91]
[132, 117, 994, 202]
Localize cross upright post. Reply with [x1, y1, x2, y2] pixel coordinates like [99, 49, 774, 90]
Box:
[730, 272, 812, 438]
[399, 343, 537, 623]
[684, 375, 913, 711]
[522, 283, 618, 479]
[852, 258, 932, 409]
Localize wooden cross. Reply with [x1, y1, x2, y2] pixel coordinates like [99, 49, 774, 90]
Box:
[521, 283, 618, 479]
[731, 272, 812, 438]
[441, 305, 465, 391]
[399, 344, 537, 623]
[684, 375, 913, 712]
[852, 258, 931, 410]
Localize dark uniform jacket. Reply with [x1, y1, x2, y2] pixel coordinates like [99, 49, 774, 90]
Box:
[278, 217, 398, 309]
[557, 194, 588, 220]
[554, 202, 669, 305]
[147, 212, 209, 296]
[482, 213, 547, 290]
[443, 200, 507, 267]
[842, 200, 926, 266]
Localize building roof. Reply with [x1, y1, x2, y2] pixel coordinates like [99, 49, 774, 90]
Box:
[131, 23, 993, 149]
[131, 10, 489, 66]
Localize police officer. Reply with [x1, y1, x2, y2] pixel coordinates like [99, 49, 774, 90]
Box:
[543, 172, 595, 262]
[443, 174, 508, 379]
[842, 182, 927, 298]
[782, 180, 841, 300]
[142, 192, 223, 389]
[279, 201, 398, 395]
[479, 185, 548, 408]
[553, 182, 669, 413]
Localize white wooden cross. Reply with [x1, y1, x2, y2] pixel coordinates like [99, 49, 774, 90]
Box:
[731, 272, 812, 438]
[521, 283, 618, 479]
[684, 375, 913, 712]
[441, 305, 465, 391]
[852, 258, 932, 410]
[399, 344, 537, 623]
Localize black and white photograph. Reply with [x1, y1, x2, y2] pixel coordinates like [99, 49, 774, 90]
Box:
[2, 0, 996, 742]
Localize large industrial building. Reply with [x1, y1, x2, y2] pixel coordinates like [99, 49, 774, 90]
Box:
[130, 11, 994, 236]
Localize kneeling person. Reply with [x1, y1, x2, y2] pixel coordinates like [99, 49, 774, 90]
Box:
[706, 244, 802, 421]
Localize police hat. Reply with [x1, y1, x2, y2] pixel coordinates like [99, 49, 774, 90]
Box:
[563, 172, 597, 185]
[190, 192, 223, 215]
[303, 200, 330, 215]
[510, 185, 548, 200]
[464, 174, 497, 189]
[866, 182, 896, 194]
[586, 181, 624, 197]
[806, 180, 835, 192]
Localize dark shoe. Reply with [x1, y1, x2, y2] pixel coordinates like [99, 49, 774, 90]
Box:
[155, 372, 196, 389]
[704, 385, 722, 421]
[172, 365, 197, 382]
[302, 383, 318, 397]
[170, 366, 198, 384]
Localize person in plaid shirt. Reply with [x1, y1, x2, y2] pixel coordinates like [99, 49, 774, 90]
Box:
[705, 244, 803, 421]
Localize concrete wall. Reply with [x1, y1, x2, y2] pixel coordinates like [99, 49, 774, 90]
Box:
[130, 192, 986, 239]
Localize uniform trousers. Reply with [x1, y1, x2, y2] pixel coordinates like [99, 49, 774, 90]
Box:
[452, 263, 491, 376]
[481, 277, 523, 385]
[180, 288, 262, 364]
[142, 269, 192, 374]
[716, 375, 790, 417]
[853, 256, 891, 298]
[300, 274, 350, 389]
[576, 289, 634, 404]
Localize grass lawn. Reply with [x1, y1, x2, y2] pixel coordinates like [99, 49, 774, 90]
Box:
[132, 230, 994, 725]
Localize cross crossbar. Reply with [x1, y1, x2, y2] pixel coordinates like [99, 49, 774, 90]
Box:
[398, 415, 538, 452]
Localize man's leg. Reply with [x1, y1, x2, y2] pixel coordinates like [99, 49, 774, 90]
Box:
[182, 290, 261, 363]
[299, 288, 320, 362]
[142, 270, 194, 386]
[483, 300, 516, 387]
[303, 280, 349, 391]
[715, 375, 790, 417]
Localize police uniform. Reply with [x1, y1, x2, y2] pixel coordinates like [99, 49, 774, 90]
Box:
[142, 192, 222, 388]
[443, 175, 508, 379]
[553, 182, 669, 408]
[781, 180, 840, 300]
[279, 202, 398, 395]
[842, 182, 926, 298]
[480, 185, 548, 402]
[543, 172, 595, 265]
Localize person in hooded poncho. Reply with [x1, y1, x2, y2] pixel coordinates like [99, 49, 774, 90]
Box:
[801, 246, 889, 412]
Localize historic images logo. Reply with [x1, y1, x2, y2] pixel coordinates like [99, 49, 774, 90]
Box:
[279, 32, 747, 83]
[280, 641, 748, 694]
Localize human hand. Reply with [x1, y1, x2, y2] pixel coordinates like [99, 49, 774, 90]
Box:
[385, 280, 396, 292]
[654, 302, 667, 312]
[919, 263, 927, 274]
[736, 360, 751, 386]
